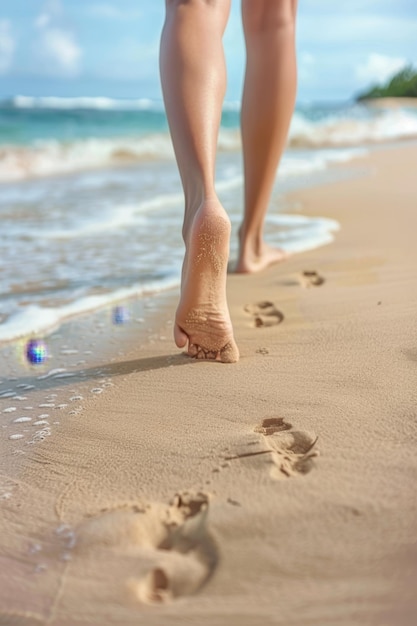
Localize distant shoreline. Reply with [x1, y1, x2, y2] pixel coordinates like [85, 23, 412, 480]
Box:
[361, 96, 417, 109]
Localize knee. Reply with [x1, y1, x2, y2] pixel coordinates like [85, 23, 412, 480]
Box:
[165, 0, 227, 23]
[164, 0, 230, 35]
[242, 0, 297, 35]
[166, 0, 223, 11]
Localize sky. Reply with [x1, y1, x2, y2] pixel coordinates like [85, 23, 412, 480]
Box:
[0, 0, 416, 103]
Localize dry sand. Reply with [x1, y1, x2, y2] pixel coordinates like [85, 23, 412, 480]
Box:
[363, 97, 417, 109]
[0, 143, 416, 626]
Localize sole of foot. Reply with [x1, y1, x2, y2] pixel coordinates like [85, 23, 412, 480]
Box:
[174, 199, 239, 363]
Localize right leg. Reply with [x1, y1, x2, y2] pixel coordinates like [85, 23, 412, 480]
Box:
[236, 0, 298, 273]
[160, 0, 239, 362]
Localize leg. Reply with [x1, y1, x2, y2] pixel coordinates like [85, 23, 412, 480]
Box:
[160, 0, 239, 362]
[236, 0, 298, 273]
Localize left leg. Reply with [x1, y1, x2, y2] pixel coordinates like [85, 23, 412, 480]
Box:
[160, 0, 239, 362]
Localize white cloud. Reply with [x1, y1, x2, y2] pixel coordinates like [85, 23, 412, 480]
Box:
[39, 28, 82, 74]
[34, 1, 82, 75]
[356, 53, 407, 85]
[0, 19, 15, 75]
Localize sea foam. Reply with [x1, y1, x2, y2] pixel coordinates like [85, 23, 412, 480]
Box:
[0, 100, 416, 182]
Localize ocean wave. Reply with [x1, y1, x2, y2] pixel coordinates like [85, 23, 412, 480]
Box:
[23, 194, 187, 240]
[3, 95, 166, 111]
[0, 107, 416, 182]
[267, 214, 340, 253]
[288, 109, 417, 147]
[0, 134, 176, 182]
[0, 137, 364, 184]
[0, 277, 180, 343]
[0, 129, 247, 182]
[1, 95, 244, 113]
[0, 213, 339, 343]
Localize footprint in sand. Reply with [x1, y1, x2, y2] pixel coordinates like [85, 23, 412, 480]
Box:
[225, 417, 318, 480]
[244, 301, 284, 328]
[300, 270, 325, 287]
[74, 491, 218, 604]
[254, 417, 319, 479]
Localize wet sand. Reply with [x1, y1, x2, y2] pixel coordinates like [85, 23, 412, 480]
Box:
[0, 142, 416, 625]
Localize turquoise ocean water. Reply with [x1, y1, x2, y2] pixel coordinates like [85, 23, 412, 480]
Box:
[0, 96, 416, 343]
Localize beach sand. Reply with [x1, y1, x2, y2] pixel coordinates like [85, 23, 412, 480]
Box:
[363, 97, 417, 109]
[0, 143, 416, 626]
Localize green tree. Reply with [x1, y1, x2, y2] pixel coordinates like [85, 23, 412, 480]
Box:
[357, 65, 417, 100]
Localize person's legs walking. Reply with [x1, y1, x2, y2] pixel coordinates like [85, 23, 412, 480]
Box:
[236, 0, 298, 273]
[160, 0, 239, 362]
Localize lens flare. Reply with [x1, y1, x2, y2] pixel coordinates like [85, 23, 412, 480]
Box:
[112, 306, 130, 325]
[26, 339, 48, 364]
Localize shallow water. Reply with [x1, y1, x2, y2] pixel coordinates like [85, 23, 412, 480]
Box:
[2, 96, 415, 343]
[0, 145, 358, 342]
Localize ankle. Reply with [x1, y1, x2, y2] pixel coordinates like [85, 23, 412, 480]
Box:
[238, 225, 263, 256]
[183, 196, 230, 244]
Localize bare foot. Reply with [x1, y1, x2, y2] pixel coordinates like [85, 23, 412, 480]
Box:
[235, 239, 289, 274]
[174, 199, 239, 363]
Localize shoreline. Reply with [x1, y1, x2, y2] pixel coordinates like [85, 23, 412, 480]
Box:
[361, 96, 417, 109]
[1, 142, 417, 625]
[0, 146, 367, 348]
[2, 96, 417, 184]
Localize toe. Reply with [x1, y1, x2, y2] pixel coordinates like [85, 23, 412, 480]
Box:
[174, 323, 188, 348]
[220, 340, 240, 363]
[188, 343, 199, 357]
